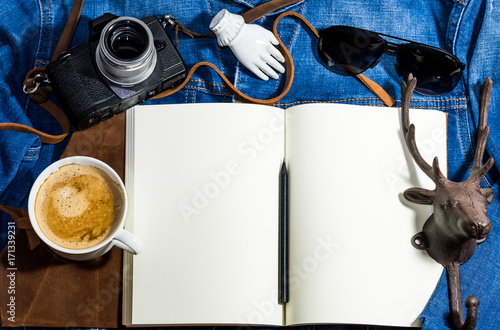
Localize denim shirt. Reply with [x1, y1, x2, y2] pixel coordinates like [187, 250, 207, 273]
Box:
[1, 0, 499, 328]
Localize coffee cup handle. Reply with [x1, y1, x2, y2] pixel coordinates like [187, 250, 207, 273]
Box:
[112, 229, 144, 255]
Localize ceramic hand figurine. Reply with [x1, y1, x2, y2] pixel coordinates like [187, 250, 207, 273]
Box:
[209, 9, 285, 81]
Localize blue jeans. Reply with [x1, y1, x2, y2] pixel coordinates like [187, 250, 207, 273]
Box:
[1, 0, 499, 328]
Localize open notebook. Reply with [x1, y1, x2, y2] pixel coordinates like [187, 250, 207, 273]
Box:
[123, 102, 446, 327]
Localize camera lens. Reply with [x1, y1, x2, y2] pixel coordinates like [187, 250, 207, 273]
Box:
[96, 17, 157, 86]
[109, 26, 147, 60]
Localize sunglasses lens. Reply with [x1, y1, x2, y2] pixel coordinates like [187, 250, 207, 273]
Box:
[397, 44, 463, 96]
[318, 26, 386, 76]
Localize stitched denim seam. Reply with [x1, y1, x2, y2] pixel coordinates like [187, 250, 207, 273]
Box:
[447, 4, 460, 50]
[408, 105, 462, 110]
[277, 97, 467, 109]
[403, 97, 467, 103]
[447, 1, 475, 183]
[235, 53, 241, 99]
[181, 82, 470, 110]
[271, 0, 306, 97]
[26, 1, 52, 122]
[188, 89, 196, 103]
[238, 0, 255, 8]
[189, 79, 226, 88]
[47, 1, 52, 60]
[456, 95, 475, 172]
[207, 0, 226, 78]
[184, 84, 233, 96]
[39, 0, 53, 64]
[21, 101, 41, 161]
[34, 59, 50, 67]
[34, 0, 44, 65]
[24, 145, 41, 160]
[24, 1, 46, 116]
[452, 2, 468, 54]
[278, 98, 380, 107]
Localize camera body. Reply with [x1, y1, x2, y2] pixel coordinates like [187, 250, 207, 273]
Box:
[46, 13, 187, 130]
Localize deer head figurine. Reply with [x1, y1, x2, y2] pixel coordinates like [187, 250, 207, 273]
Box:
[401, 75, 494, 330]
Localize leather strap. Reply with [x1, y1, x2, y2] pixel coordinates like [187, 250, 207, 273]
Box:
[0, 100, 70, 144]
[172, 0, 303, 40]
[152, 9, 296, 105]
[170, 10, 394, 107]
[51, 0, 85, 62]
[274, 11, 395, 107]
[0, 205, 40, 250]
[2, 71, 72, 145]
[2, 0, 300, 143]
[355, 74, 395, 107]
[2, 0, 394, 145]
[0, 0, 84, 144]
[243, 0, 302, 24]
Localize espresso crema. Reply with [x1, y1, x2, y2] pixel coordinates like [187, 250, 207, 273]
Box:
[35, 164, 120, 249]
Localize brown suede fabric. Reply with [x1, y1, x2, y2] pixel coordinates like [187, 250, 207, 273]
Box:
[0, 112, 125, 327]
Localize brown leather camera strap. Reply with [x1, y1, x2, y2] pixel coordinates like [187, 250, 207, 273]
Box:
[0, 98, 70, 144]
[52, 0, 85, 61]
[2, 0, 394, 144]
[154, 1, 304, 104]
[271, 11, 395, 107]
[159, 11, 394, 107]
[170, 0, 303, 39]
[1, 0, 300, 143]
[152, 8, 297, 105]
[244, 0, 301, 23]
[0, 0, 85, 144]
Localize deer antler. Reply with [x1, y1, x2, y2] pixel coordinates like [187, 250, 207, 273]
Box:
[401, 74, 447, 185]
[469, 77, 494, 182]
[401, 75, 495, 330]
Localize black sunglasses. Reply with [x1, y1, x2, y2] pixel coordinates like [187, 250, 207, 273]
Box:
[318, 26, 465, 96]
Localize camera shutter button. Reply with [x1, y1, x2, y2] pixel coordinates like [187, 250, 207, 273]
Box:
[154, 40, 166, 51]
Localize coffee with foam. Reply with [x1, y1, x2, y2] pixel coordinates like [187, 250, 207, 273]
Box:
[35, 163, 122, 249]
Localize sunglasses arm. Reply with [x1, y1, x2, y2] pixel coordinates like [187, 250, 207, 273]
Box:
[274, 12, 395, 107]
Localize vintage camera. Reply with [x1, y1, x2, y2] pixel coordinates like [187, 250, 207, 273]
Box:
[46, 13, 187, 130]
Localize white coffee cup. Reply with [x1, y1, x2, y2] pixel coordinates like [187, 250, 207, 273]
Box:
[28, 156, 143, 261]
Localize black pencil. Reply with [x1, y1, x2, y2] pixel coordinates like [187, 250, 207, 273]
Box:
[278, 160, 289, 304]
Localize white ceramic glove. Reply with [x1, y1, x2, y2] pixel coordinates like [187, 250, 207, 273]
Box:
[209, 9, 285, 81]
